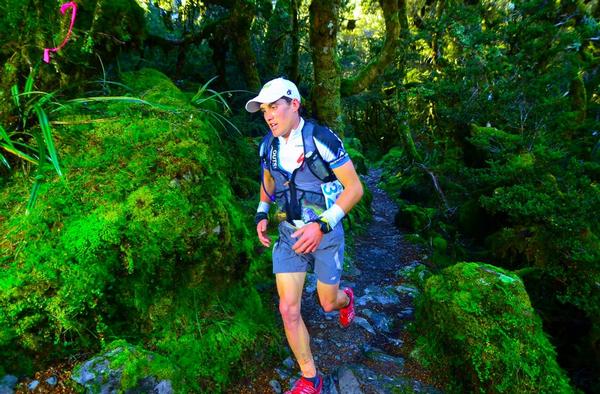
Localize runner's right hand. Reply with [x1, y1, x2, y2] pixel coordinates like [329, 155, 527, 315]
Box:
[257, 219, 271, 247]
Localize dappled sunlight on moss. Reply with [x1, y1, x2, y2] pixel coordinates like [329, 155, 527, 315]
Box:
[0, 69, 277, 387]
[413, 262, 573, 393]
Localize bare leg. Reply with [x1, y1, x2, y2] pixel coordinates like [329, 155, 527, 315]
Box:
[276, 272, 317, 378]
[316, 280, 350, 312]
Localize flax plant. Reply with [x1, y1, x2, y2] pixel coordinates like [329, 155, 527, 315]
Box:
[1, 69, 63, 212]
[190, 76, 241, 136]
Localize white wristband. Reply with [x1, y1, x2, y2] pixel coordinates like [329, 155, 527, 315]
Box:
[320, 204, 345, 229]
[257, 201, 271, 214]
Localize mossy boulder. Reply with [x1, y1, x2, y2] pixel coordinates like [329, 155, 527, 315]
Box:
[413, 262, 573, 393]
[0, 68, 271, 383]
[72, 340, 175, 393]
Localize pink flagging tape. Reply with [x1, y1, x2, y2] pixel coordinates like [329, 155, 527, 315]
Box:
[43, 2, 78, 63]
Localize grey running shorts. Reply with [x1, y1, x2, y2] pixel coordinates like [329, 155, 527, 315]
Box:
[272, 221, 345, 285]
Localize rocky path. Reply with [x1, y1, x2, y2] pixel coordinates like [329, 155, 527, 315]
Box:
[248, 168, 442, 394]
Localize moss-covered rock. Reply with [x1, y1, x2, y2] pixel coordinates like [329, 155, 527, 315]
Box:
[413, 262, 573, 393]
[72, 340, 175, 393]
[0, 69, 276, 387]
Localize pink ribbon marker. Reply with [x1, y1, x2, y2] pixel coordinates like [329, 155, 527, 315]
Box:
[43, 2, 78, 63]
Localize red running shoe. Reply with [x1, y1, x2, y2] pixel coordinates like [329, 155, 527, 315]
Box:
[339, 287, 355, 328]
[285, 376, 323, 394]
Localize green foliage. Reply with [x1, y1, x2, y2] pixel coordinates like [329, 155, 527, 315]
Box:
[343, 137, 373, 234]
[395, 203, 435, 233]
[0, 0, 146, 97]
[375, 1, 600, 387]
[71, 284, 278, 393]
[0, 68, 63, 211]
[0, 69, 277, 386]
[413, 262, 573, 393]
[152, 286, 280, 392]
[345, 147, 367, 175]
[466, 124, 600, 323]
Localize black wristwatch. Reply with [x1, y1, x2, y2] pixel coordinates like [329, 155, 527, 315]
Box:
[314, 217, 332, 234]
[254, 212, 268, 225]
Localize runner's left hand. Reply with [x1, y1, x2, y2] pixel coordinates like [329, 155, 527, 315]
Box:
[291, 222, 323, 254]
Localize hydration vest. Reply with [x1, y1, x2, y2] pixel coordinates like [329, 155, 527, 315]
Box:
[260, 120, 338, 223]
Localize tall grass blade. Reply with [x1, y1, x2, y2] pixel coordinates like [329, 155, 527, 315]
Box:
[11, 84, 20, 108]
[191, 76, 219, 102]
[67, 96, 154, 106]
[206, 89, 231, 113]
[0, 124, 16, 149]
[34, 105, 62, 177]
[205, 110, 241, 136]
[0, 143, 38, 164]
[26, 134, 47, 214]
[26, 177, 42, 214]
[35, 91, 57, 107]
[24, 71, 35, 94]
[0, 124, 35, 166]
[0, 152, 10, 169]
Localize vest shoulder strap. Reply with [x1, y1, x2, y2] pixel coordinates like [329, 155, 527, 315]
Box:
[259, 132, 274, 169]
[302, 121, 337, 182]
[260, 121, 336, 182]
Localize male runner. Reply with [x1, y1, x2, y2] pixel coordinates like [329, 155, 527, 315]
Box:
[247, 77, 363, 394]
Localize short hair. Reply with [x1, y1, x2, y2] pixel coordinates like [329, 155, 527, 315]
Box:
[279, 96, 306, 116]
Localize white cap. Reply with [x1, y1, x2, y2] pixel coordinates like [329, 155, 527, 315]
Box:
[245, 77, 301, 113]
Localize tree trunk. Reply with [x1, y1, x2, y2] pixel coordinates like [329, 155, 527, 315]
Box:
[229, 0, 261, 91]
[288, 0, 300, 83]
[263, 0, 292, 80]
[340, 0, 401, 97]
[208, 32, 229, 90]
[309, 0, 342, 131]
[396, 0, 421, 161]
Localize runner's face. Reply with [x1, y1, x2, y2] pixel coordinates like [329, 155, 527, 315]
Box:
[260, 98, 300, 138]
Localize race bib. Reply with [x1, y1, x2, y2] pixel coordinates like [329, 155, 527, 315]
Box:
[321, 180, 344, 209]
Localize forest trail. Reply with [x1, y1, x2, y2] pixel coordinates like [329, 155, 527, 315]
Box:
[231, 168, 443, 394]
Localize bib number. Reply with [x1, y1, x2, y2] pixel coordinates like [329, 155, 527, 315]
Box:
[321, 180, 344, 209]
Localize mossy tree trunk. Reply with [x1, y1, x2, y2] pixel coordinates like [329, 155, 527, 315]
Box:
[310, 0, 407, 133]
[229, 0, 261, 91]
[340, 0, 402, 97]
[208, 28, 229, 90]
[309, 0, 343, 131]
[263, 0, 292, 80]
[395, 0, 421, 161]
[288, 0, 300, 83]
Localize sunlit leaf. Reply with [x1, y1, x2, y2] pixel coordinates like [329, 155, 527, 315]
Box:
[34, 105, 62, 177]
[11, 84, 20, 108]
[25, 177, 42, 214]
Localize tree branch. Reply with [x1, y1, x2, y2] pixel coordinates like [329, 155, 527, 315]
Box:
[340, 0, 401, 97]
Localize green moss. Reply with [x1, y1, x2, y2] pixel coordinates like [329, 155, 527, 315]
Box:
[121, 68, 189, 106]
[413, 262, 573, 393]
[71, 340, 176, 393]
[0, 69, 277, 386]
